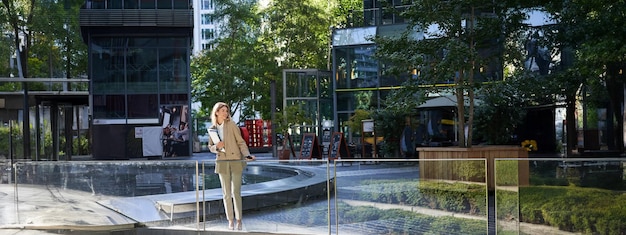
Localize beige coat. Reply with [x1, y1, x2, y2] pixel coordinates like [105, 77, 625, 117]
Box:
[209, 119, 250, 174]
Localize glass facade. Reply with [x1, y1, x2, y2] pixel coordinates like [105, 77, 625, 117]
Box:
[81, 0, 193, 159]
[87, 36, 191, 159]
[90, 37, 189, 122]
[363, 0, 411, 26]
[332, 18, 501, 144]
[333, 43, 405, 143]
[282, 70, 332, 148]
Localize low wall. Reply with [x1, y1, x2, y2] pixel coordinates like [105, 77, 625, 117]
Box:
[416, 146, 529, 190]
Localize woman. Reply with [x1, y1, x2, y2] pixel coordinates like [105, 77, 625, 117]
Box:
[208, 102, 255, 230]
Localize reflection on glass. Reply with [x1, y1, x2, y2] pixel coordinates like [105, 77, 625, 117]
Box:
[335, 46, 378, 90]
[334, 159, 488, 235]
[495, 158, 626, 235]
[93, 95, 126, 118]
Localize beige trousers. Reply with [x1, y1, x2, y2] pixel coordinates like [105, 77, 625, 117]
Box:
[218, 168, 243, 221]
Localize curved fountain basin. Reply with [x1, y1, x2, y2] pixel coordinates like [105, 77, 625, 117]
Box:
[97, 163, 332, 223]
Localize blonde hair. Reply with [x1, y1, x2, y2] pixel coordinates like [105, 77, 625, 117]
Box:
[210, 102, 230, 126]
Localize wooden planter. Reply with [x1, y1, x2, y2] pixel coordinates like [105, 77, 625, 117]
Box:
[416, 146, 529, 190]
[278, 148, 291, 160]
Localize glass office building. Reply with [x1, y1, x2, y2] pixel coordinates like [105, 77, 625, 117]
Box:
[332, 25, 414, 142]
[331, 1, 415, 143]
[80, 0, 193, 159]
[331, 1, 502, 144]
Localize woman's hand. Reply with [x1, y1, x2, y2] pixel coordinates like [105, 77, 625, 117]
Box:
[245, 155, 256, 161]
[216, 141, 225, 149]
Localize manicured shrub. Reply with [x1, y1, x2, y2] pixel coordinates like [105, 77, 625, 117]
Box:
[520, 186, 626, 234]
[356, 179, 487, 216]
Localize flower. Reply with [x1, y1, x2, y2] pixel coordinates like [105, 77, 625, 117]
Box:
[521, 139, 538, 152]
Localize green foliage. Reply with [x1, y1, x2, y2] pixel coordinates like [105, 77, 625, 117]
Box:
[349, 178, 626, 234]
[371, 0, 536, 147]
[0, 124, 18, 158]
[192, 0, 344, 122]
[417, 181, 487, 215]
[344, 109, 370, 135]
[495, 190, 519, 222]
[0, 82, 21, 91]
[0, 34, 14, 77]
[383, 86, 427, 112]
[371, 108, 410, 157]
[278, 200, 486, 234]
[454, 160, 486, 182]
[342, 205, 381, 223]
[274, 103, 313, 135]
[474, 80, 527, 144]
[191, 0, 279, 123]
[330, 0, 363, 28]
[520, 186, 626, 234]
[261, 0, 331, 70]
[539, 0, 626, 152]
[494, 160, 519, 186]
[65, 135, 89, 155]
[356, 179, 487, 216]
[429, 216, 486, 235]
[1, 0, 87, 79]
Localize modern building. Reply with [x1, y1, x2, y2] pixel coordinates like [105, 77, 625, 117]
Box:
[332, 3, 623, 154]
[331, 1, 440, 143]
[79, 0, 194, 159]
[329, 2, 551, 149]
[192, 0, 218, 55]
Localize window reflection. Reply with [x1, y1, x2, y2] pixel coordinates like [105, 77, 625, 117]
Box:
[128, 94, 158, 118]
[90, 37, 189, 119]
[93, 95, 126, 118]
[335, 46, 378, 89]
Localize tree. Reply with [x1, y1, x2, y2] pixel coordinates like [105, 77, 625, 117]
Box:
[0, 31, 15, 78]
[258, 0, 338, 134]
[1, 0, 36, 78]
[191, 0, 277, 124]
[373, 0, 532, 147]
[0, 0, 87, 80]
[474, 76, 528, 145]
[546, 0, 626, 153]
[344, 109, 370, 136]
[260, 0, 331, 70]
[330, 0, 362, 29]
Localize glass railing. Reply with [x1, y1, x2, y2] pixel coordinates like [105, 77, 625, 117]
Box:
[6, 160, 200, 230]
[333, 159, 488, 235]
[196, 159, 332, 233]
[494, 158, 626, 235]
[0, 158, 495, 234]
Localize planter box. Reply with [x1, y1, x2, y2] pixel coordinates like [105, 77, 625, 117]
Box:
[278, 148, 291, 160]
[416, 146, 529, 190]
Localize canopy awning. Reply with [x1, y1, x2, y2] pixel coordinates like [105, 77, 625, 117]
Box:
[418, 95, 481, 109]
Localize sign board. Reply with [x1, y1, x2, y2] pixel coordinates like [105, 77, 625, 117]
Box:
[141, 126, 163, 157]
[300, 133, 321, 159]
[362, 119, 374, 132]
[135, 127, 143, 138]
[322, 129, 332, 143]
[329, 132, 351, 160]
